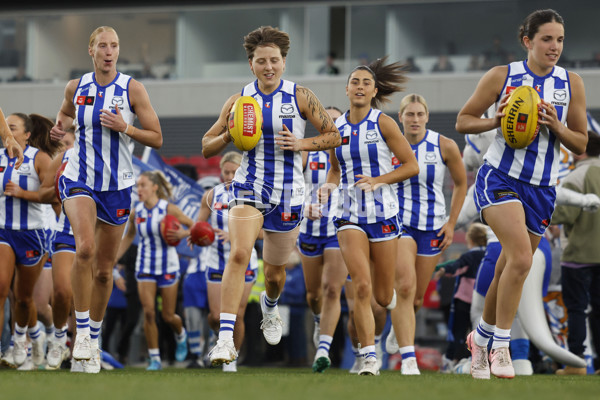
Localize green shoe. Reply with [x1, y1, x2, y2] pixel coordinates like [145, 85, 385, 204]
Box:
[312, 355, 331, 373]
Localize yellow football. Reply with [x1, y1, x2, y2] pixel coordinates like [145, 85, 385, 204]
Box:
[501, 85, 541, 149]
[228, 96, 263, 152]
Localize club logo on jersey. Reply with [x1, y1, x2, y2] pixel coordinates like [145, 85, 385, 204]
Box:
[76, 96, 95, 106]
[136, 217, 146, 224]
[281, 212, 299, 222]
[341, 136, 350, 145]
[25, 250, 40, 258]
[516, 113, 529, 132]
[280, 104, 295, 118]
[430, 239, 440, 248]
[381, 224, 397, 234]
[116, 208, 130, 218]
[310, 161, 326, 170]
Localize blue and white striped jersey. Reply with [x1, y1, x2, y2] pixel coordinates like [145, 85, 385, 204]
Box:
[54, 148, 74, 236]
[300, 150, 337, 237]
[0, 145, 44, 230]
[397, 130, 448, 231]
[135, 198, 179, 275]
[484, 61, 571, 186]
[334, 109, 399, 224]
[64, 72, 136, 191]
[234, 79, 307, 206]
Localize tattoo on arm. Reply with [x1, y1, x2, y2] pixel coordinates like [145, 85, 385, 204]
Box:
[298, 87, 339, 150]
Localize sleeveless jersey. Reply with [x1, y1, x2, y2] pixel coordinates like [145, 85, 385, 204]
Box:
[54, 148, 75, 236]
[397, 130, 448, 231]
[234, 79, 307, 206]
[300, 150, 337, 237]
[64, 72, 136, 192]
[484, 61, 571, 186]
[0, 145, 43, 230]
[334, 109, 399, 224]
[202, 184, 258, 272]
[135, 198, 179, 275]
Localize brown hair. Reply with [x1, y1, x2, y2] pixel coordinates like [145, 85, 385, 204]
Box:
[89, 26, 119, 48]
[243, 26, 290, 60]
[140, 170, 173, 200]
[518, 9, 564, 49]
[349, 56, 408, 109]
[467, 222, 488, 248]
[398, 93, 429, 116]
[586, 130, 600, 157]
[11, 113, 61, 158]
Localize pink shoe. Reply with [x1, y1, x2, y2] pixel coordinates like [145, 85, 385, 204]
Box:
[490, 347, 515, 379]
[466, 331, 490, 379]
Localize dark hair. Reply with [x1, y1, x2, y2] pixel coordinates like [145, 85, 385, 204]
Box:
[586, 130, 600, 157]
[519, 9, 564, 49]
[243, 26, 290, 60]
[348, 56, 408, 109]
[11, 113, 61, 158]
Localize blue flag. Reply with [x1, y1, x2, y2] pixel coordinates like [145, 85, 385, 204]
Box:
[588, 111, 600, 134]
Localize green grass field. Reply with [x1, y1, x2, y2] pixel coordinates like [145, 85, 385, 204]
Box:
[1, 367, 597, 400]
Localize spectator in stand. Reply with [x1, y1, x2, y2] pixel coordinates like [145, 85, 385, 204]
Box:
[431, 55, 454, 73]
[318, 52, 340, 75]
[482, 37, 509, 69]
[404, 57, 421, 73]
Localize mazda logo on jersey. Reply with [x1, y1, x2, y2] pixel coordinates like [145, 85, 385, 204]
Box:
[553, 90, 567, 101]
[76, 96, 95, 106]
[310, 161, 326, 170]
[281, 104, 294, 114]
[366, 130, 377, 140]
[424, 152, 437, 162]
[112, 97, 124, 106]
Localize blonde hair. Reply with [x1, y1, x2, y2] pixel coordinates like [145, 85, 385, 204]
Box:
[140, 170, 173, 200]
[398, 93, 429, 116]
[220, 151, 242, 169]
[89, 26, 119, 48]
[467, 222, 488, 248]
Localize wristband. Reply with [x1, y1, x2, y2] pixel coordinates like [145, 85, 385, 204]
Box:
[125, 124, 135, 136]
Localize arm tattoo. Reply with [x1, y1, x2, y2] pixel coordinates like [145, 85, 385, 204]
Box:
[298, 87, 338, 150]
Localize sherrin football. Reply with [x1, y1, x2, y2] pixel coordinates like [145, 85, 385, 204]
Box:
[190, 221, 215, 247]
[228, 95, 263, 151]
[160, 214, 181, 247]
[501, 85, 541, 149]
[55, 161, 68, 203]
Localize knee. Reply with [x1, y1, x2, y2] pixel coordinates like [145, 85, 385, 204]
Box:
[305, 288, 321, 304]
[264, 266, 284, 284]
[322, 281, 341, 301]
[161, 310, 175, 325]
[54, 285, 72, 305]
[509, 252, 534, 276]
[396, 279, 416, 301]
[76, 240, 96, 264]
[15, 297, 31, 310]
[94, 269, 112, 286]
[353, 280, 372, 302]
[143, 308, 156, 323]
[229, 247, 252, 267]
[374, 291, 392, 308]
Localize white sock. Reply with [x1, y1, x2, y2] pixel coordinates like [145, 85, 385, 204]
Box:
[474, 317, 495, 347]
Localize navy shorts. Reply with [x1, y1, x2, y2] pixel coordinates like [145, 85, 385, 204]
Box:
[400, 226, 444, 256]
[135, 270, 180, 288]
[59, 175, 132, 226]
[297, 233, 340, 257]
[51, 231, 76, 255]
[183, 271, 208, 309]
[474, 163, 556, 236]
[230, 181, 303, 232]
[0, 228, 45, 266]
[333, 215, 400, 242]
